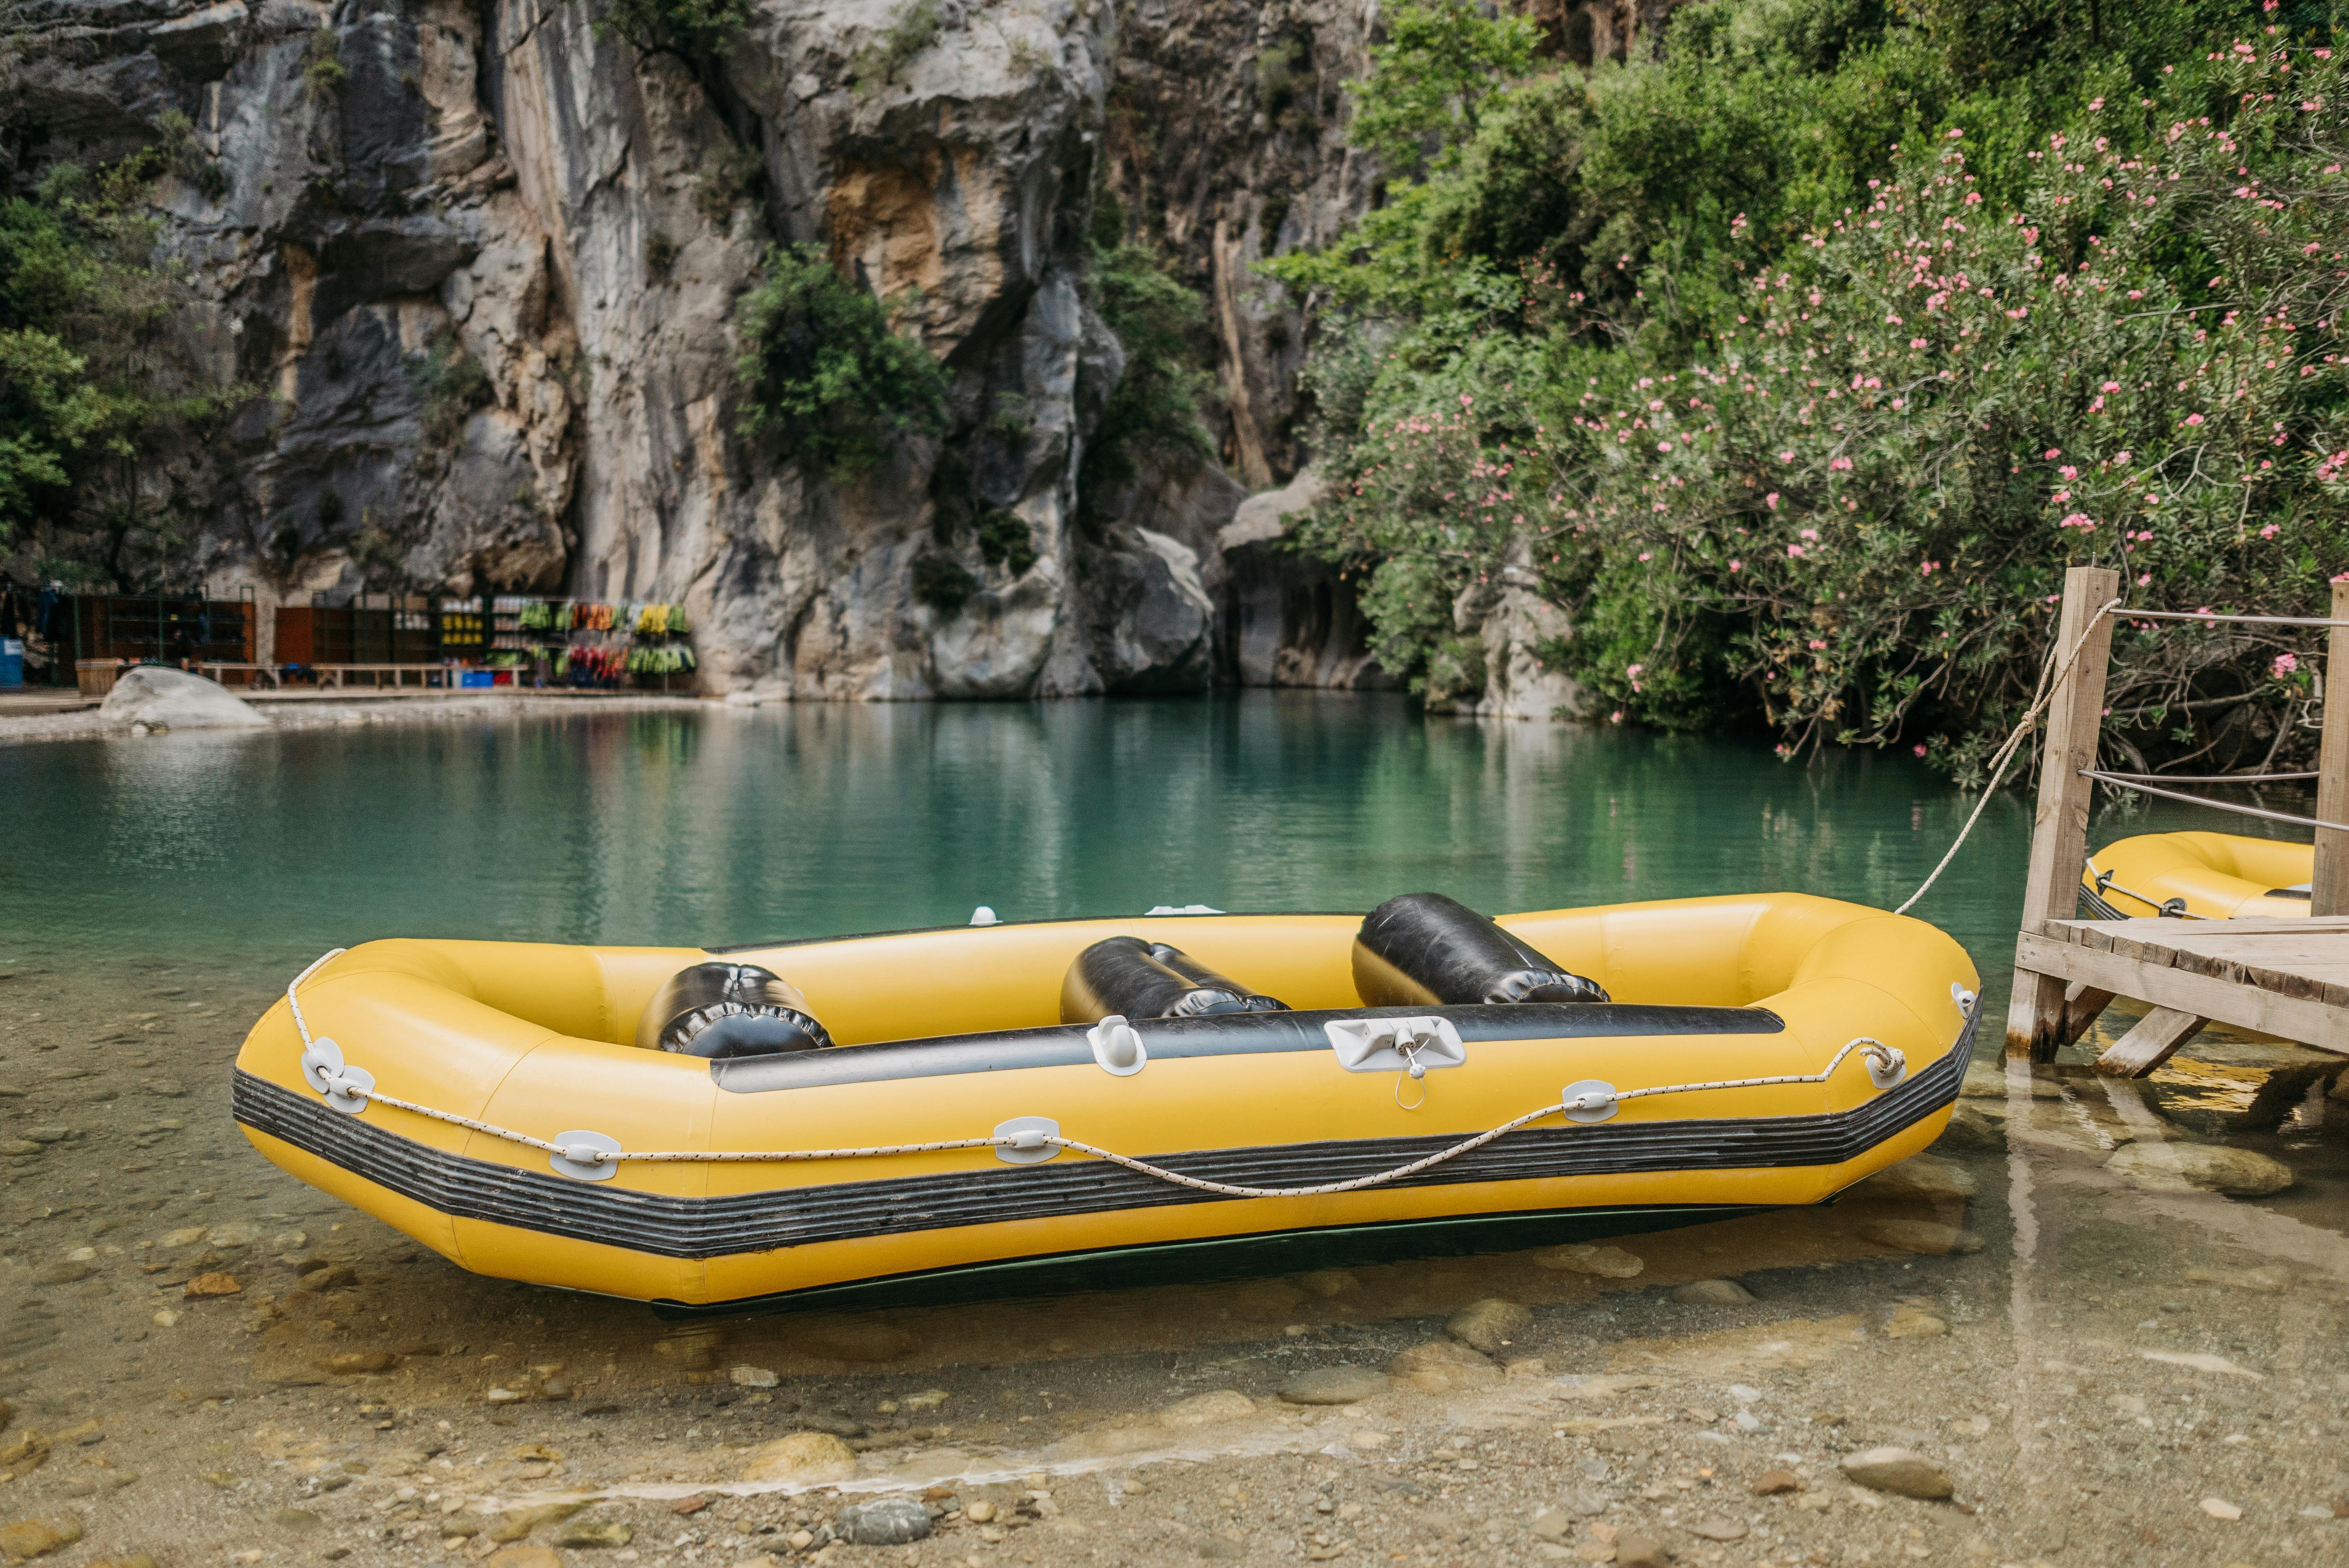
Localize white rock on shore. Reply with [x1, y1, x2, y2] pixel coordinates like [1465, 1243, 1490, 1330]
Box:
[99, 668, 268, 731]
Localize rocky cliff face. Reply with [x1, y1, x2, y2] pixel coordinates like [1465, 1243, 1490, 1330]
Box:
[4, 0, 1621, 714]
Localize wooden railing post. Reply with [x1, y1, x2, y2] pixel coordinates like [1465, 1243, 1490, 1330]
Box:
[2313, 579, 2349, 915]
[2006, 565, 2121, 1060]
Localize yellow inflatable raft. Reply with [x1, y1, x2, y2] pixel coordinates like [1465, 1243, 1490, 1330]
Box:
[2081, 832, 2313, 920]
[232, 892, 1980, 1310]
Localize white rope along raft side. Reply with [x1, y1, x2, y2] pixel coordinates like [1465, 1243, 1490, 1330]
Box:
[281, 954, 1916, 1200]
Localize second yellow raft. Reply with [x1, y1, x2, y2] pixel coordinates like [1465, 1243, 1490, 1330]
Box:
[2082, 832, 2314, 920]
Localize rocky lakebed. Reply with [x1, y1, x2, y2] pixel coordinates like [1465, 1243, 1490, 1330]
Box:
[5, 970, 2349, 1568]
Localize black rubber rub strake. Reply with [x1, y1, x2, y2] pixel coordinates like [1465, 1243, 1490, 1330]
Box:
[1354, 892, 1609, 1007]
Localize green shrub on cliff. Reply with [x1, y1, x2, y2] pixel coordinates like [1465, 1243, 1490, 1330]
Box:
[587, 0, 752, 65]
[732, 243, 948, 474]
[1077, 241, 1219, 528]
[0, 156, 246, 566]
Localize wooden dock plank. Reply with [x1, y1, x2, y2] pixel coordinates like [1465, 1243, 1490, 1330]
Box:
[2014, 929, 2349, 1055]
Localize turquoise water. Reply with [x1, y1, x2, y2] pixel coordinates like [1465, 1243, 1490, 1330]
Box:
[0, 690, 2294, 992]
[13, 692, 2333, 1286]
[0, 690, 2302, 986]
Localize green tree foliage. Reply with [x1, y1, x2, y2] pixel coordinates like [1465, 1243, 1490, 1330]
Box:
[0, 156, 247, 567]
[732, 243, 949, 474]
[1078, 241, 1219, 526]
[1345, 0, 1539, 173]
[586, 0, 753, 64]
[1273, 0, 2349, 774]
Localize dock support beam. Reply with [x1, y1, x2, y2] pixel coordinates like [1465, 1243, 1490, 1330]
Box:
[2314, 579, 2349, 916]
[2006, 566, 2120, 1060]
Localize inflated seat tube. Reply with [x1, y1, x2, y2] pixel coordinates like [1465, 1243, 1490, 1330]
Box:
[1061, 937, 1290, 1023]
[636, 961, 835, 1059]
[1354, 891, 1609, 1006]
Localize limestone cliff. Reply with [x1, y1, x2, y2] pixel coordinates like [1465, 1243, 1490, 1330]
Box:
[1, 0, 1632, 713]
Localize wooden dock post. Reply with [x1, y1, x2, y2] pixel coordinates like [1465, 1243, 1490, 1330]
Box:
[2313, 579, 2349, 915]
[2006, 565, 2121, 1060]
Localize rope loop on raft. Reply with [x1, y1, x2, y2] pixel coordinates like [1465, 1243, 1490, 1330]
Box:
[280, 954, 1918, 1197]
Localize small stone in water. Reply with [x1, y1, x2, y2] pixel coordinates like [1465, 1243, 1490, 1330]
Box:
[1533, 1243, 1645, 1277]
[1688, 1517, 1749, 1541]
[739, 1432, 857, 1484]
[2201, 1497, 2243, 1521]
[552, 1521, 633, 1548]
[1885, 1305, 1950, 1339]
[1446, 1298, 1533, 1355]
[1860, 1219, 1984, 1256]
[1388, 1340, 1501, 1394]
[183, 1272, 241, 1297]
[1671, 1279, 1755, 1305]
[728, 1365, 779, 1388]
[2105, 1143, 2293, 1197]
[0, 1518, 82, 1560]
[964, 1501, 996, 1524]
[1841, 1447, 1953, 1500]
[1613, 1533, 1670, 1568]
[1752, 1468, 1802, 1495]
[832, 1497, 931, 1546]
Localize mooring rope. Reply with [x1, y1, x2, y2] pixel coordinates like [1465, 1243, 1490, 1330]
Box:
[281, 955, 1911, 1196]
[1894, 597, 2123, 916]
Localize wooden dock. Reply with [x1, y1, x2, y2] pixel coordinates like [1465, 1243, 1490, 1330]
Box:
[2006, 566, 2349, 1071]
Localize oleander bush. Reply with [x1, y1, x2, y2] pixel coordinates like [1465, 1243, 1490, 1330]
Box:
[1272, 0, 2349, 777]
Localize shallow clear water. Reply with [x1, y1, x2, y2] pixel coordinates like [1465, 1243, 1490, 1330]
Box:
[4, 694, 2347, 1568]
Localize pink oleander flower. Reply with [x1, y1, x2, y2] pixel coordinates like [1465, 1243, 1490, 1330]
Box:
[2275, 652, 2301, 677]
[1913, 743, 1929, 757]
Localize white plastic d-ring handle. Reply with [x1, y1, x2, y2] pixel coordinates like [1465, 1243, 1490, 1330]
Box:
[549, 1129, 622, 1181]
[1561, 1079, 1619, 1123]
[1865, 1046, 1909, 1090]
[300, 1037, 376, 1115]
[1088, 1015, 1147, 1076]
[994, 1116, 1062, 1165]
[1951, 981, 1977, 1015]
[299, 1036, 345, 1094]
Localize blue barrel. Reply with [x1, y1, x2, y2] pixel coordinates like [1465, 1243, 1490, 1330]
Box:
[0, 639, 22, 689]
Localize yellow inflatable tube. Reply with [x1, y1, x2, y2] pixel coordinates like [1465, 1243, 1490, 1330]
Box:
[232, 894, 1980, 1309]
[2082, 832, 2313, 920]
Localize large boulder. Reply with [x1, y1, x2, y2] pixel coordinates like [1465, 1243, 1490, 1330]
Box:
[100, 668, 269, 731]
